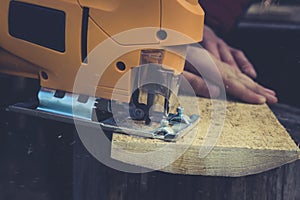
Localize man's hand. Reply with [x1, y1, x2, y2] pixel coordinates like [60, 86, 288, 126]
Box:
[182, 45, 278, 104]
[201, 25, 257, 79]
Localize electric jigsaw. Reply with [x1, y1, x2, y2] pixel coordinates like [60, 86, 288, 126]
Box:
[0, 0, 204, 141]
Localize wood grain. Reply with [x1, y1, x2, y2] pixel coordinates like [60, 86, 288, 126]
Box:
[111, 97, 300, 177]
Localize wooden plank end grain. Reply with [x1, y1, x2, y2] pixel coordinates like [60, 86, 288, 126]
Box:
[111, 97, 300, 177]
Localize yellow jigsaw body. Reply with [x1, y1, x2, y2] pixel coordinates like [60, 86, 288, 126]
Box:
[0, 0, 204, 102]
[0, 0, 204, 141]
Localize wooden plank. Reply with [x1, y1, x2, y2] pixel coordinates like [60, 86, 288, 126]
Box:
[74, 138, 300, 200]
[111, 97, 300, 177]
[270, 103, 300, 145]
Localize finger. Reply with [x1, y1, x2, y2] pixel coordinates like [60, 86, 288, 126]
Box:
[255, 85, 278, 104]
[225, 79, 267, 104]
[264, 88, 276, 96]
[238, 74, 278, 104]
[255, 86, 278, 104]
[253, 84, 278, 104]
[184, 61, 200, 76]
[185, 47, 223, 86]
[231, 48, 257, 78]
[202, 40, 221, 60]
[264, 92, 278, 104]
[182, 71, 220, 98]
[208, 55, 276, 104]
[218, 43, 239, 69]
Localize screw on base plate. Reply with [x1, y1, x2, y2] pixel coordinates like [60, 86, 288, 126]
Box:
[168, 107, 190, 125]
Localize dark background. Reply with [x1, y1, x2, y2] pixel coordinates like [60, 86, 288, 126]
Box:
[0, 2, 300, 200]
[229, 2, 300, 108]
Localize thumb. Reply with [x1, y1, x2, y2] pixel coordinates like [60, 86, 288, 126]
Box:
[181, 71, 220, 98]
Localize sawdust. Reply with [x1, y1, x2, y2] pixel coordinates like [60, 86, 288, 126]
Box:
[112, 96, 300, 176]
[113, 96, 298, 151]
